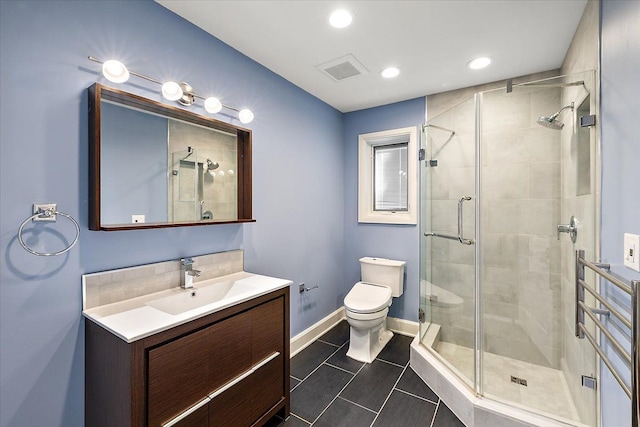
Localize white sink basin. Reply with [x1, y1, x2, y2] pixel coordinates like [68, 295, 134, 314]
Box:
[146, 280, 261, 315]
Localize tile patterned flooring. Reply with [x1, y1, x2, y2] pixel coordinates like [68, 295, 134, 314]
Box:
[266, 321, 464, 427]
[436, 341, 580, 422]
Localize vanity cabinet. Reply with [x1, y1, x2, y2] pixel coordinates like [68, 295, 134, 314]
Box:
[85, 288, 289, 427]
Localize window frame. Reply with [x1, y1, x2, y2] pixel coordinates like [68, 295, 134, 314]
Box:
[358, 126, 418, 224]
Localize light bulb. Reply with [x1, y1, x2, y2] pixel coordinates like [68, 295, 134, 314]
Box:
[204, 97, 222, 114]
[381, 67, 400, 79]
[238, 108, 254, 124]
[218, 171, 225, 177]
[329, 10, 352, 28]
[467, 57, 492, 70]
[102, 60, 129, 83]
[162, 81, 183, 101]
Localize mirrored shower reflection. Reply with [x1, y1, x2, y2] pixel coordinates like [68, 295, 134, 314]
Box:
[419, 71, 598, 425]
[168, 120, 238, 223]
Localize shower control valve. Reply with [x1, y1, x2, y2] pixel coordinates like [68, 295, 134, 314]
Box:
[557, 215, 578, 243]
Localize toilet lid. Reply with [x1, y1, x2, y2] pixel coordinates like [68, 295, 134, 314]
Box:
[344, 282, 392, 313]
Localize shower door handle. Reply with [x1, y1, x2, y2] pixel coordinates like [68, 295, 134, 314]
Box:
[457, 196, 475, 245]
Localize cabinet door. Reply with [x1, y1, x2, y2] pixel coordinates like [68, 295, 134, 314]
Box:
[251, 297, 285, 420]
[148, 328, 212, 427]
[209, 309, 252, 390]
[251, 297, 284, 364]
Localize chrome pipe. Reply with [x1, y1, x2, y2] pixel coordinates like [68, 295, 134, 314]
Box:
[576, 250, 586, 338]
[579, 301, 631, 367]
[633, 280, 639, 427]
[423, 123, 455, 136]
[579, 323, 632, 400]
[580, 255, 633, 295]
[580, 278, 632, 329]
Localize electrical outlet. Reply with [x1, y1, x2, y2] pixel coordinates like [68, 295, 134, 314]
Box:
[623, 233, 640, 272]
[131, 215, 145, 224]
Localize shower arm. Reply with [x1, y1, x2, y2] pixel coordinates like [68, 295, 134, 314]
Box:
[550, 102, 575, 120]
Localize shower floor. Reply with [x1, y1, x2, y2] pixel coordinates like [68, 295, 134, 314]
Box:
[435, 341, 581, 423]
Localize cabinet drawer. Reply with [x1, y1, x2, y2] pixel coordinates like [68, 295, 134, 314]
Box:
[149, 310, 252, 427]
[148, 328, 211, 427]
[209, 375, 253, 427]
[251, 353, 284, 420]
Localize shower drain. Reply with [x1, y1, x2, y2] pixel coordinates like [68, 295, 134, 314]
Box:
[510, 376, 528, 386]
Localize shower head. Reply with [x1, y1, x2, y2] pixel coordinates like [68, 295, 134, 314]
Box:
[537, 102, 574, 130]
[206, 159, 219, 171]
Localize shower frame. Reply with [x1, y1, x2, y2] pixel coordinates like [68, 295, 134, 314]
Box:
[418, 70, 601, 426]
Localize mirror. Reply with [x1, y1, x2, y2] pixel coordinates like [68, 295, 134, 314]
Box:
[89, 83, 253, 230]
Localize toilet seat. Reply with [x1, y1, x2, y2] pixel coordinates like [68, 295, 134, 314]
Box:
[344, 282, 392, 314]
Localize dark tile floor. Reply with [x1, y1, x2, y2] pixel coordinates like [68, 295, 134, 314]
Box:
[266, 320, 464, 427]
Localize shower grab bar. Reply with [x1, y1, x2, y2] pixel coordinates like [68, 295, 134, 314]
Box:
[424, 196, 475, 245]
[575, 249, 639, 427]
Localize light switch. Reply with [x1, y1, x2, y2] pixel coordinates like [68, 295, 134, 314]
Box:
[623, 233, 640, 272]
[131, 214, 145, 224]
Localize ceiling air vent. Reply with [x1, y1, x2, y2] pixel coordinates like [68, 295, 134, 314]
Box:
[316, 54, 369, 82]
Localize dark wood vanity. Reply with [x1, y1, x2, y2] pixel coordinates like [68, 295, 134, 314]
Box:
[85, 287, 290, 427]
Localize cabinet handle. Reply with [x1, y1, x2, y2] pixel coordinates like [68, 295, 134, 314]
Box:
[208, 352, 280, 400]
[252, 351, 280, 371]
[162, 397, 210, 427]
[162, 352, 282, 426]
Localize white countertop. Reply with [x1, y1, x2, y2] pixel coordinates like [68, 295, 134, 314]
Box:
[83, 272, 291, 343]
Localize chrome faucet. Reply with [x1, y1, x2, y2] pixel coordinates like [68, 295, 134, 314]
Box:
[180, 257, 201, 289]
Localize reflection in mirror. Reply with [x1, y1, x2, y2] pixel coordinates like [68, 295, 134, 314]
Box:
[89, 83, 252, 230]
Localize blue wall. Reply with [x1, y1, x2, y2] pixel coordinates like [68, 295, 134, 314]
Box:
[600, 1, 640, 426]
[0, 1, 344, 425]
[101, 102, 168, 224]
[343, 99, 425, 321]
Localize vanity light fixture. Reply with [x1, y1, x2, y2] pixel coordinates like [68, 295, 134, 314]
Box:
[381, 67, 400, 79]
[467, 56, 492, 70]
[329, 9, 352, 28]
[88, 56, 254, 124]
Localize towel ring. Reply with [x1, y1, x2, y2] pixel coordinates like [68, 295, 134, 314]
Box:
[18, 207, 80, 257]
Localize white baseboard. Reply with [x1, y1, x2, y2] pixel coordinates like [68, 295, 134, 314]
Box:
[386, 317, 419, 337]
[290, 307, 345, 357]
[289, 307, 418, 357]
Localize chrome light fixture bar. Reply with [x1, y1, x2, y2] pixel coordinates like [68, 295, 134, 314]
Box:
[88, 56, 254, 124]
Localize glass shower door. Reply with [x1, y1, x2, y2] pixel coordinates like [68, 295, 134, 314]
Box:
[420, 96, 477, 388]
[478, 72, 598, 425]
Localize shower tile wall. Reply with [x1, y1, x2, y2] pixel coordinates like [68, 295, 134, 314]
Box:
[168, 120, 238, 222]
[427, 85, 564, 369]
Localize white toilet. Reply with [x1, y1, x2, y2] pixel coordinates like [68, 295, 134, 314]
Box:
[344, 257, 405, 363]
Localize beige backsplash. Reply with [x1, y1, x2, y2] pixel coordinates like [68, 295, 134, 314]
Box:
[82, 250, 243, 310]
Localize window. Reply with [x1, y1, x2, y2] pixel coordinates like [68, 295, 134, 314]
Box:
[374, 143, 408, 211]
[358, 127, 417, 224]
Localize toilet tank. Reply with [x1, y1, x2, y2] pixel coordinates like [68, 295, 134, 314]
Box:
[360, 257, 405, 297]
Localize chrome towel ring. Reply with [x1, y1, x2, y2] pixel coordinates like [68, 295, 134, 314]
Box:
[18, 204, 80, 257]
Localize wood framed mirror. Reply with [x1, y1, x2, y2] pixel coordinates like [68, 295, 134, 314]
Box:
[89, 83, 253, 230]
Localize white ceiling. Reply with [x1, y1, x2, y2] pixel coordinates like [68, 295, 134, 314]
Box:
[156, 0, 587, 113]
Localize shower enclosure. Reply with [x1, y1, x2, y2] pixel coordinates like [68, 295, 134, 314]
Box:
[419, 71, 599, 425]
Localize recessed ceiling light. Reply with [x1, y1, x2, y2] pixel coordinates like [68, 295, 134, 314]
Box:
[381, 67, 400, 79]
[329, 9, 352, 28]
[467, 57, 492, 70]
